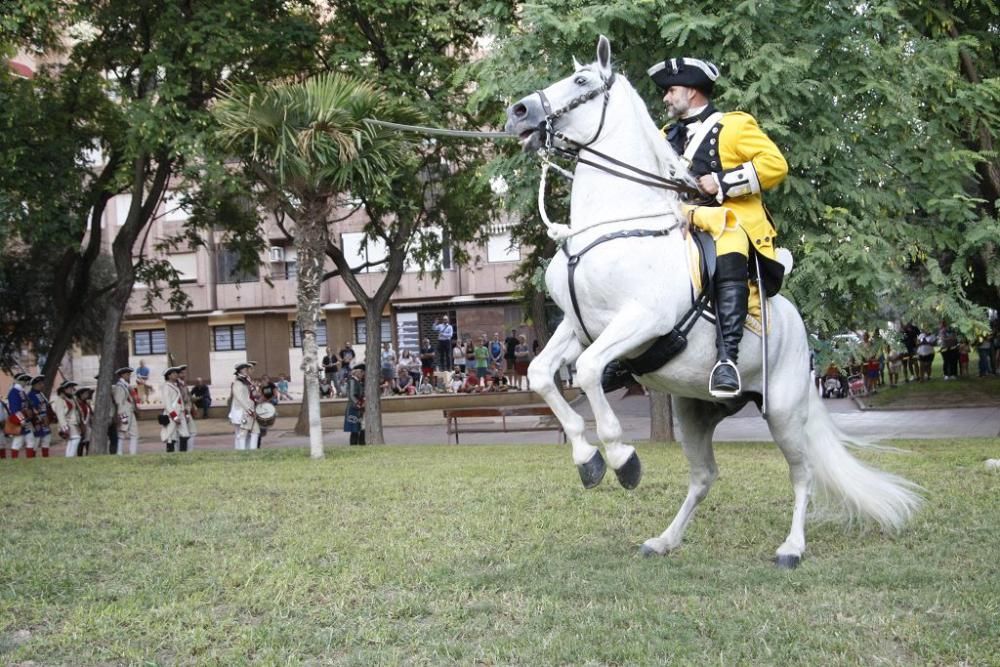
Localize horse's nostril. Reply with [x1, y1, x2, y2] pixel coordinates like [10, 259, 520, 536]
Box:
[513, 103, 527, 117]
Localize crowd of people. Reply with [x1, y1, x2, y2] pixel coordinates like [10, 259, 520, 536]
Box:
[818, 320, 1000, 397]
[0, 323, 541, 458]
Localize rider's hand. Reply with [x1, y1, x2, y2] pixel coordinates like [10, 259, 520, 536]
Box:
[697, 174, 719, 196]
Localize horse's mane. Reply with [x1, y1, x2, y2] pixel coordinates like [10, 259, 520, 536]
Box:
[610, 73, 694, 190]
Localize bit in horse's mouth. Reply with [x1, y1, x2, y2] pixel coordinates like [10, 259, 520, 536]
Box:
[519, 129, 536, 141]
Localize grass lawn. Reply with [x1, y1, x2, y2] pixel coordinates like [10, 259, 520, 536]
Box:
[1, 440, 998, 665]
[862, 374, 1000, 409]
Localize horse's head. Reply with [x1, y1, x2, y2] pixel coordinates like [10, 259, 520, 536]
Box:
[505, 35, 616, 152]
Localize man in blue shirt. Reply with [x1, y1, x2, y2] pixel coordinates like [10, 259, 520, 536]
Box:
[433, 316, 454, 371]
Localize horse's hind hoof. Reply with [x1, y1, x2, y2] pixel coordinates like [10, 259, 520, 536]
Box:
[638, 544, 661, 558]
[774, 554, 801, 569]
[614, 451, 642, 489]
[577, 451, 606, 489]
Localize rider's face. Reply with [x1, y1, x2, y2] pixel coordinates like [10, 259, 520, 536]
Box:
[663, 86, 694, 119]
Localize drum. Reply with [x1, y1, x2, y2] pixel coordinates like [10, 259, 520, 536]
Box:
[254, 402, 276, 427]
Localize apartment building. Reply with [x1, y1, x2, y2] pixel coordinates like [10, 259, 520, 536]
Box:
[66, 190, 530, 396]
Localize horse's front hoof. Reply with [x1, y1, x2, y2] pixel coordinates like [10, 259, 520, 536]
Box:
[577, 451, 606, 489]
[774, 554, 801, 569]
[638, 543, 661, 558]
[614, 451, 642, 489]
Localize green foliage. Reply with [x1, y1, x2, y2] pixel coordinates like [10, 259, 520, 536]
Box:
[474, 0, 1000, 338]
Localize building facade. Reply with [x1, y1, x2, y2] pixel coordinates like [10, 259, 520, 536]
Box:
[65, 191, 532, 399]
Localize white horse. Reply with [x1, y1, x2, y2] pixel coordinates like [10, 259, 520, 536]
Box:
[504, 36, 921, 567]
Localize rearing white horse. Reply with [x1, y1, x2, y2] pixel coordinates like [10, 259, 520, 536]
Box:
[504, 36, 921, 567]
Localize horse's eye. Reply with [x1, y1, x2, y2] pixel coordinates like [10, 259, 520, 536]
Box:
[574, 76, 588, 85]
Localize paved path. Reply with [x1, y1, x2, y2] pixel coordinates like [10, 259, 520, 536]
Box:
[101, 391, 1000, 455]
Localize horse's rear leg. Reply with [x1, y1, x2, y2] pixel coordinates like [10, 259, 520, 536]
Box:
[641, 397, 728, 556]
[572, 305, 667, 489]
[526, 320, 603, 487]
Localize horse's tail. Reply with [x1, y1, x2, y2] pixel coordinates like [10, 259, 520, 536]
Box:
[803, 389, 923, 530]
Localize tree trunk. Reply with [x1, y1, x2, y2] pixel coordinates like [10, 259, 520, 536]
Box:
[91, 282, 132, 454]
[649, 390, 675, 442]
[294, 199, 330, 459]
[362, 304, 386, 444]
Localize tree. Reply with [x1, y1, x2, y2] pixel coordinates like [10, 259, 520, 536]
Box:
[280, 0, 516, 444]
[473, 0, 1000, 341]
[214, 73, 423, 458]
[2, 0, 319, 452]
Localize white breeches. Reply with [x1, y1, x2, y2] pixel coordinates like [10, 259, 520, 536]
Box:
[65, 436, 81, 457]
[11, 432, 36, 450]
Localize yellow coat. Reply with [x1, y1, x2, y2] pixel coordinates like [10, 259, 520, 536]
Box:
[682, 111, 787, 260]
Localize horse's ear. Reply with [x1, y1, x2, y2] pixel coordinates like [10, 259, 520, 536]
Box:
[596, 35, 612, 73]
[572, 55, 583, 70]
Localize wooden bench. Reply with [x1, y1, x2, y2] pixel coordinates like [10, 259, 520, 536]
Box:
[443, 406, 566, 444]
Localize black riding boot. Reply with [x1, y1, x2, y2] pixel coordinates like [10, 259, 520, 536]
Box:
[709, 279, 750, 397]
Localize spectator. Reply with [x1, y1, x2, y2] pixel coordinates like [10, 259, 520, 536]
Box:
[504, 329, 520, 381]
[457, 372, 481, 393]
[321, 347, 339, 385]
[464, 337, 476, 372]
[433, 316, 454, 371]
[453, 340, 466, 373]
[337, 342, 355, 396]
[938, 320, 959, 380]
[863, 357, 879, 395]
[489, 332, 504, 371]
[380, 341, 397, 386]
[958, 338, 970, 377]
[190, 377, 212, 419]
[277, 374, 293, 401]
[887, 349, 902, 388]
[394, 368, 416, 395]
[135, 360, 152, 404]
[474, 336, 490, 384]
[977, 335, 993, 377]
[902, 322, 919, 382]
[514, 334, 532, 390]
[449, 367, 465, 393]
[259, 374, 279, 406]
[344, 364, 366, 445]
[419, 338, 436, 379]
[916, 328, 936, 382]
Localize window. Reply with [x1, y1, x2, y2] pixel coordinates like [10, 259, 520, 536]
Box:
[162, 190, 190, 222]
[283, 248, 298, 280]
[167, 252, 198, 282]
[213, 324, 246, 351]
[341, 232, 387, 273]
[216, 246, 260, 284]
[486, 230, 520, 262]
[291, 321, 328, 348]
[354, 317, 392, 344]
[133, 329, 167, 355]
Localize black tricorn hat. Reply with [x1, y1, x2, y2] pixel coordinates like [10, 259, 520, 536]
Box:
[647, 57, 720, 94]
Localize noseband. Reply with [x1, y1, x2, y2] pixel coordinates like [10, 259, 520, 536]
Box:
[535, 72, 616, 149]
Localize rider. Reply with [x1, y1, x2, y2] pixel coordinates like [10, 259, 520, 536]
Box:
[648, 57, 787, 397]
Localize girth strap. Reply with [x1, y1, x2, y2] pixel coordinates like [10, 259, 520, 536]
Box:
[562, 228, 673, 343]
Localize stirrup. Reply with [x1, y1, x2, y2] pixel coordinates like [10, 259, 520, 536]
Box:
[709, 359, 742, 398]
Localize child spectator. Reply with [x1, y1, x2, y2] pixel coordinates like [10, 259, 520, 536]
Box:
[277, 374, 292, 401]
[420, 338, 436, 379]
[958, 338, 970, 377]
[887, 349, 902, 388]
[474, 336, 490, 384]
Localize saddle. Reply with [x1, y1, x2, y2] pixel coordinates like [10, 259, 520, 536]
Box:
[618, 231, 774, 376]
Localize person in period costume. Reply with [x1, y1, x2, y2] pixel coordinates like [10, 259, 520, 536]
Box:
[4, 373, 36, 458]
[0, 393, 8, 458]
[27, 376, 53, 457]
[646, 57, 788, 397]
[344, 364, 366, 445]
[112, 366, 139, 455]
[52, 380, 83, 458]
[231, 362, 261, 450]
[176, 365, 196, 450]
[75, 387, 93, 456]
[160, 367, 187, 452]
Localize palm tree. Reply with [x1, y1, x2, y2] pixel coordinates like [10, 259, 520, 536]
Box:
[214, 73, 421, 459]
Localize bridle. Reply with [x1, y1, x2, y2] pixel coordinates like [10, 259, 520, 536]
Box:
[535, 71, 616, 149]
[534, 71, 705, 201]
